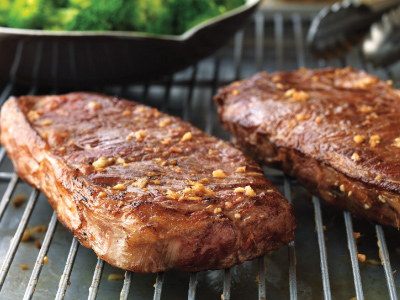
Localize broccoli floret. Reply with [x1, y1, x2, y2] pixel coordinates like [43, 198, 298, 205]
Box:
[67, 0, 92, 9]
[167, 0, 228, 35]
[62, 0, 133, 31]
[53, 0, 69, 8]
[8, 0, 53, 29]
[128, 0, 173, 35]
[0, 0, 11, 27]
[42, 8, 80, 31]
[216, 0, 246, 11]
[4, 0, 246, 33]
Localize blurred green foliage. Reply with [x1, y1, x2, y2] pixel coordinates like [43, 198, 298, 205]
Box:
[0, 0, 246, 34]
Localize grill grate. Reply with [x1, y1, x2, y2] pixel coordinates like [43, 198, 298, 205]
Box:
[0, 8, 400, 300]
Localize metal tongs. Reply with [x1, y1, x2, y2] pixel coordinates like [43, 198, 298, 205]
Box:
[362, 5, 400, 67]
[307, 0, 400, 59]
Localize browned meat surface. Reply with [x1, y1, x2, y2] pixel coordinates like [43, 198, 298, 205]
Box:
[215, 67, 400, 228]
[0, 92, 295, 273]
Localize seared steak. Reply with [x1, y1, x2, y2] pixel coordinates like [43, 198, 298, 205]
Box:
[0, 92, 295, 273]
[215, 67, 400, 228]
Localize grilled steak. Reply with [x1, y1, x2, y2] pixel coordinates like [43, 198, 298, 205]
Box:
[215, 67, 400, 228]
[0, 92, 295, 273]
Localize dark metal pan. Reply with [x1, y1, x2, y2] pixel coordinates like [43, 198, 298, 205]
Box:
[0, 0, 259, 88]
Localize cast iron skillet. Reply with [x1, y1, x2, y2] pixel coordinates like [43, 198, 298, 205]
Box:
[0, 0, 259, 87]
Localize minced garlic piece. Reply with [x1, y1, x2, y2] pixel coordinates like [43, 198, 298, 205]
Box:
[292, 90, 309, 101]
[209, 149, 219, 155]
[234, 213, 241, 219]
[287, 120, 296, 128]
[43, 256, 49, 265]
[167, 181, 215, 201]
[116, 158, 125, 165]
[198, 178, 209, 184]
[159, 118, 172, 128]
[364, 203, 370, 209]
[378, 195, 386, 203]
[92, 157, 114, 169]
[235, 187, 245, 193]
[213, 169, 226, 178]
[134, 107, 147, 114]
[214, 208, 222, 214]
[135, 130, 147, 142]
[272, 75, 281, 83]
[123, 110, 131, 116]
[387, 80, 393, 86]
[108, 274, 125, 281]
[392, 138, 400, 148]
[169, 146, 182, 153]
[166, 190, 180, 200]
[367, 112, 378, 119]
[359, 105, 373, 113]
[182, 187, 192, 195]
[180, 132, 192, 142]
[126, 132, 135, 140]
[284, 89, 296, 98]
[348, 191, 352, 197]
[295, 114, 310, 121]
[369, 135, 380, 147]
[375, 175, 382, 180]
[315, 117, 322, 124]
[357, 254, 366, 262]
[59, 147, 66, 154]
[340, 184, 345, 192]
[353, 135, 366, 144]
[28, 110, 41, 122]
[112, 183, 126, 190]
[133, 177, 150, 189]
[355, 77, 379, 88]
[276, 83, 284, 90]
[161, 137, 171, 145]
[351, 153, 361, 162]
[235, 166, 246, 173]
[98, 192, 107, 198]
[225, 202, 233, 209]
[284, 89, 309, 101]
[41, 120, 52, 126]
[187, 182, 215, 197]
[21, 230, 31, 242]
[232, 89, 239, 96]
[88, 101, 101, 109]
[244, 186, 256, 197]
[364, 120, 372, 126]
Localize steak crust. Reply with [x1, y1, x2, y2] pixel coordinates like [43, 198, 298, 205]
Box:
[0, 92, 295, 273]
[215, 67, 400, 228]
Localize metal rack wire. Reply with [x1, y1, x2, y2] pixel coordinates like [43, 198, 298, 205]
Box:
[0, 8, 399, 300]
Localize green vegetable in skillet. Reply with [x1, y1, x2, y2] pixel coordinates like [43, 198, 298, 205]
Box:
[2, 0, 246, 34]
[0, 0, 11, 27]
